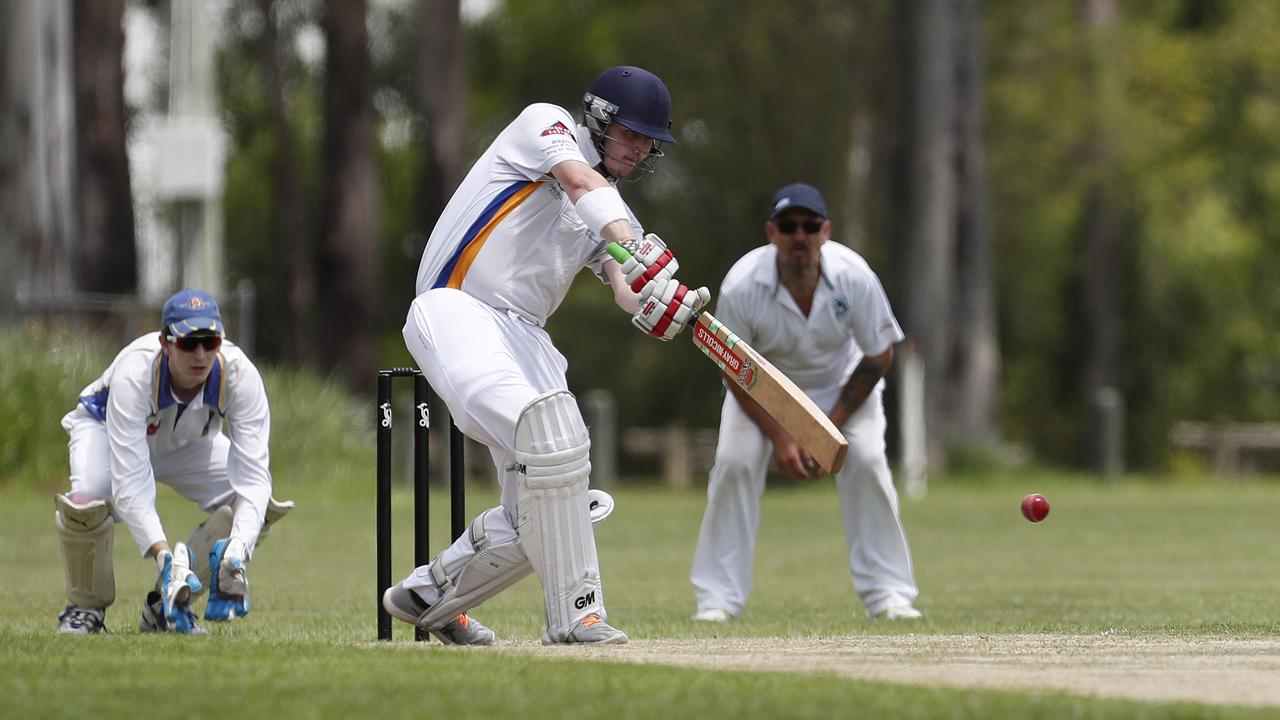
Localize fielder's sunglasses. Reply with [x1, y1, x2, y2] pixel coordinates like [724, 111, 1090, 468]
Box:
[774, 219, 825, 234]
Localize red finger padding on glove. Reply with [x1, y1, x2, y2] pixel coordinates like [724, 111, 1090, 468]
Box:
[649, 283, 688, 337]
[629, 250, 675, 293]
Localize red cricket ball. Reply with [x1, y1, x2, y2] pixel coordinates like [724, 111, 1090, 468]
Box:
[1021, 493, 1050, 523]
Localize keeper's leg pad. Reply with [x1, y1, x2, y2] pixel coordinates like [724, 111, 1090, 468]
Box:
[185, 505, 234, 596]
[419, 507, 532, 629]
[55, 493, 116, 609]
[512, 390, 604, 642]
[255, 497, 295, 546]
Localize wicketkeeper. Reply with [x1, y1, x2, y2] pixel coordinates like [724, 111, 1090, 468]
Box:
[382, 66, 709, 645]
[54, 288, 293, 635]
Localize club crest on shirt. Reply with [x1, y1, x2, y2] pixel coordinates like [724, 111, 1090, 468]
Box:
[832, 296, 851, 318]
[540, 121, 572, 137]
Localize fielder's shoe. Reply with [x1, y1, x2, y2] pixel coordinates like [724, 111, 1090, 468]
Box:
[875, 604, 924, 621]
[57, 605, 106, 635]
[545, 613, 628, 645]
[140, 591, 208, 635]
[381, 583, 495, 646]
[691, 607, 733, 623]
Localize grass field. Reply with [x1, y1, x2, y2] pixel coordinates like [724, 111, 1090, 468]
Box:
[3, 472, 1279, 719]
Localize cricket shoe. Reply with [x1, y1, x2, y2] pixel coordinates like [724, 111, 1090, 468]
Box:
[543, 613, 628, 645]
[691, 607, 733, 623]
[875, 604, 924, 621]
[139, 591, 208, 635]
[57, 605, 106, 635]
[381, 583, 495, 646]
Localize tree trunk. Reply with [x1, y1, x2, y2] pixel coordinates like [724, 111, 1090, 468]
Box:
[260, 0, 311, 364]
[890, 0, 957, 467]
[0, 0, 76, 302]
[950, 0, 1000, 445]
[320, 0, 378, 389]
[72, 0, 137, 295]
[1080, 0, 1124, 473]
[418, 0, 467, 232]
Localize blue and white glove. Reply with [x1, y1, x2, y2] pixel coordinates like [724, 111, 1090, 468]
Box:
[632, 276, 711, 341]
[159, 543, 203, 633]
[619, 234, 679, 294]
[205, 538, 250, 621]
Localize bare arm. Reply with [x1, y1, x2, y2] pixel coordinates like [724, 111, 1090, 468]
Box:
[829, 346, 894, 429]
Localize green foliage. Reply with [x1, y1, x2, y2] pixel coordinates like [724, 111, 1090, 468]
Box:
[0, 325, 115, 491]
[987, 3, 1280, 466]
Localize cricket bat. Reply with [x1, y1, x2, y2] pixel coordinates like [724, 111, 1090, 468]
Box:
[607, 242, 849, 474]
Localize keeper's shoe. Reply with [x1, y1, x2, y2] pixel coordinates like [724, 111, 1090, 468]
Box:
[57, 605, 106, 635]
[543, 613, 628, 645]
[139, 591, 207, 635]
[381, 583, 495, 646]
[875, 604, 924, 621]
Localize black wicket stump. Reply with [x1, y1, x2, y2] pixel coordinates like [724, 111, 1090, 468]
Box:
[376, 368, 466, 641]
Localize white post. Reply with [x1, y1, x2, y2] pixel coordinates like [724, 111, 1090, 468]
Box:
[899, 342, 928, 500]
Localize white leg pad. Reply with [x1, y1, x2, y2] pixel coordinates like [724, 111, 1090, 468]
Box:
[418, 491, 617, 629]
[513, 390, 604, 642]
[256, 497, 295, 546]
[55, 493, 116, 608]
[420, 508, 533, 629]
[186, 505, 234, 596]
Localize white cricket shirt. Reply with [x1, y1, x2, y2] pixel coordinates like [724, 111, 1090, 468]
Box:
[69, 333, 273, 551]
[714, 242, 905, 399]
[414, 103, 642, 325]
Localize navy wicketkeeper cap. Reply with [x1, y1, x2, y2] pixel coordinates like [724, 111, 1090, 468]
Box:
[162, 288, 224, 338]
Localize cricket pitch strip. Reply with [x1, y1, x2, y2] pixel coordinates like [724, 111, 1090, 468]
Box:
[500, 634, 1280, 708]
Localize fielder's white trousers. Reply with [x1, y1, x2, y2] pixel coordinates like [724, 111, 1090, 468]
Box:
[63, 408, 237, 556]
[400, 289, 575, 602]
[690, 387, 918, 617]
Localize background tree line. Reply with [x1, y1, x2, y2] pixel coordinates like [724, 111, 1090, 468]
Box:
[3, 0, 1278, 473]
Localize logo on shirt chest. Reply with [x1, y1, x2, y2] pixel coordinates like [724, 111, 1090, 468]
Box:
[832, 296, 851, 319]
[147, 423, 159, 436]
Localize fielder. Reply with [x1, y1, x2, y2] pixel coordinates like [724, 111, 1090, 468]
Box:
[382, 66, 709, 645]
[690, 183, 922, 622]
[55, 288, 293, 635]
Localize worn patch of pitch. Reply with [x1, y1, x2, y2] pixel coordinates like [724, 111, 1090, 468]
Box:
[495, 634, 1280, 708]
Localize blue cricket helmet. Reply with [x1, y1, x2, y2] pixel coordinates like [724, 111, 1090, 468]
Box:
[582, 66, 676, 144]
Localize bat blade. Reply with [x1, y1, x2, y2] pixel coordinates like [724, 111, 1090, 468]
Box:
[691, 312, 848, 474]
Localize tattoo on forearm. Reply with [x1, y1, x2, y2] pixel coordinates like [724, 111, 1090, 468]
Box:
[840, 363, 884, 411]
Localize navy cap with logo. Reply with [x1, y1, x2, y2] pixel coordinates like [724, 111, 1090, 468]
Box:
[768, 182, 828, 219]
[162, 289, 224, 338]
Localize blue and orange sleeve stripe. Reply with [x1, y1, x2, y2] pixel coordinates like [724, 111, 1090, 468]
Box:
[432, 180, 542, 290]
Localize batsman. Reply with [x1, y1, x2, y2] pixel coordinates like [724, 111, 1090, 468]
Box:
[54, 289, 293, 635]
[382, 66, 709, 645]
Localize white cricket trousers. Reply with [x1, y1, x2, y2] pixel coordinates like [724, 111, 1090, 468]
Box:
[399, 288, 576, 602]
[63, 408, 237, 556]
[690, 387, 918, 617]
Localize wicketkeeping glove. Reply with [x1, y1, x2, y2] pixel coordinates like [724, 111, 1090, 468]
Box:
[619, 233, 680, 293]
[632, 276, 711, 341]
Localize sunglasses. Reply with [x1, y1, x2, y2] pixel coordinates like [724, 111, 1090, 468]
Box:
[170, 335, 222, 353]
[774, 219, 825, 234]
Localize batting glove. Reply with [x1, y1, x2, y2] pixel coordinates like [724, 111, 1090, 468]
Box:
[619, 233, 680, 293]
[632, 276, 711, 341]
